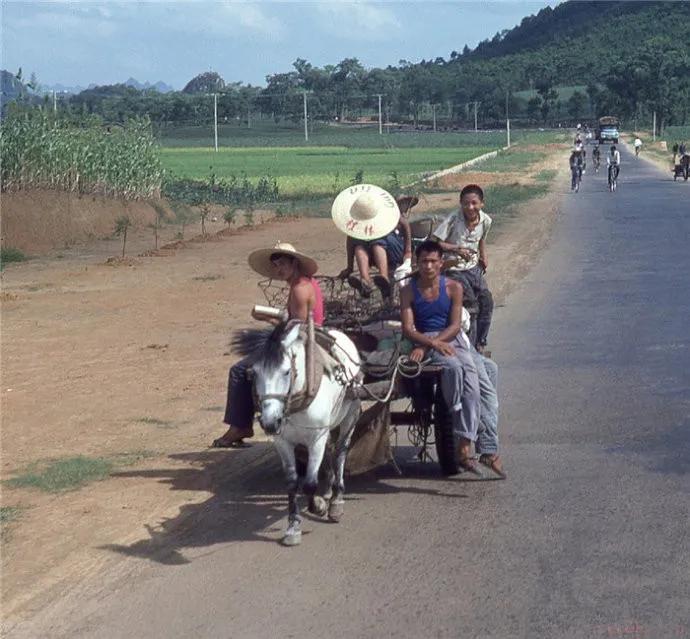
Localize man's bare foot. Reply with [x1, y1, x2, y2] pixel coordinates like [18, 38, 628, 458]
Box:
[211, 426, 254, 448]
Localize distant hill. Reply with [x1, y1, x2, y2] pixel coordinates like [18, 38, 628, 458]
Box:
[449, 0, 690, 87]
[123, 77, 175, 93]
[1, 70, 42, 114]
[1, 69, 27, 101]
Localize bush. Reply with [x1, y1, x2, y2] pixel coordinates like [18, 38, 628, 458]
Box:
[162, 172, 279, 208]
[0, 247, 27, 266]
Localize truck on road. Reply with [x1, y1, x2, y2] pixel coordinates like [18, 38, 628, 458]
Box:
[597, 116, 620, 144]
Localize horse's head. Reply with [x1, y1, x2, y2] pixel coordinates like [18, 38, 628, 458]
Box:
[251, 321, 305, 435]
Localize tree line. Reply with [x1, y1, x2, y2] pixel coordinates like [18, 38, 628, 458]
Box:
[6, 1, 689, 130]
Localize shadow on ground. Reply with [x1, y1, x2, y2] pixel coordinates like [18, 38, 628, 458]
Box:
[101, 444, 467, 565]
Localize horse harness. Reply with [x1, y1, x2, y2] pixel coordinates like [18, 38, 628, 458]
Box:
[251, 333, 344, 415]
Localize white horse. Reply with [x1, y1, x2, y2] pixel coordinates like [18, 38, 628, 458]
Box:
[232, 320, 362, 546]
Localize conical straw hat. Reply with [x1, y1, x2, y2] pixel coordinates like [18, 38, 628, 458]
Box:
[247, 242, 318, 278]
[331, 184, 400, 240]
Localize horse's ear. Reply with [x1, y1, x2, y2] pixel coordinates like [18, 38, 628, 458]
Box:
[282, 320, 303, 348]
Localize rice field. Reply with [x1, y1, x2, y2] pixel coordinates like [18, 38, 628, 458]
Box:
[156, 120, 516, 149]
[159, 145, 494, 198]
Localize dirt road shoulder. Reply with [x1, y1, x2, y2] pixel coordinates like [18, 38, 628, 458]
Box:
[0, 143, 569, 627]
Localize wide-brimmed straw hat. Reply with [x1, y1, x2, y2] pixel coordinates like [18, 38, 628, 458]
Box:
[247, 242, 318, 278]
[331, 184, 400, 240]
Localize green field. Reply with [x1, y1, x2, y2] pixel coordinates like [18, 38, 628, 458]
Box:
[662, 126, 690, 144]
[160, 145, 493, 198]
[158, 126, 564, 200]
[156, 120, 516, 149]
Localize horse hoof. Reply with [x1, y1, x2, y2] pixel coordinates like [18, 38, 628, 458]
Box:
[281, 531, 302, 546]
[308, 496, 328, 517]
[328, 502, 344, 523]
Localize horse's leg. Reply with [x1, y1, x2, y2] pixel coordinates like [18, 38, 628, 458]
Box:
[274, 438, 302, 546]
[309, 438, 335, 517]
[329, 401, 360, 523]
[303, 432, 328, 517]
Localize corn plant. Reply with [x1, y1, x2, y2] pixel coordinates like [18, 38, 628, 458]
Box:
[0, 111, 162, 199]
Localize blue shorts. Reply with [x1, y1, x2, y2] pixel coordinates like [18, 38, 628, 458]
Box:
[353, 229, 404, 269]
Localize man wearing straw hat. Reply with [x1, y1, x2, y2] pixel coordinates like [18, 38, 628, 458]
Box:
[333, 185, 413, 298]
[211, 242, 324, 448]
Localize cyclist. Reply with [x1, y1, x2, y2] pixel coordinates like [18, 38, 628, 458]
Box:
[607, 145, 621, 190]
[592, 144, 601, 172]
[634, 137, 643, 157]
[569, 145, 586, 191]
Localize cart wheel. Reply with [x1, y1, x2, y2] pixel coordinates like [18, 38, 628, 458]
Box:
[433, 386, 460, 475]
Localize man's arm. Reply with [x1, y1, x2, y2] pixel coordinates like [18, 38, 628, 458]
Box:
[431, 235, 474, 261]
[398, 217, 413, 260]
[478, 238, 488, 271]
[339, 237, 355, 278]
[287, 281, 313, 321]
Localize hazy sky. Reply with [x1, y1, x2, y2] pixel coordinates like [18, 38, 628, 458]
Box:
[2, 1, 559, 89]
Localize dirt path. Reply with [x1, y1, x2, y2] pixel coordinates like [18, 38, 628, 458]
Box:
[0, 149, 568, 625]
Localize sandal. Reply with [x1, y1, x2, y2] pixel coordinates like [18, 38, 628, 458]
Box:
[479, 454, 507, 479]
[347, 274, 373, 298]
[373, 275, 392, 298]
[458, 455, 483, 477]
[211, 428, 253, 448]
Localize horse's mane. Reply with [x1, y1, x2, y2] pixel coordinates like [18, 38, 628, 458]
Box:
[231, 321, 299, 367]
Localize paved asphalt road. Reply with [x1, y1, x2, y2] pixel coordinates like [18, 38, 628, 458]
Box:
[17, 147, 689, 639]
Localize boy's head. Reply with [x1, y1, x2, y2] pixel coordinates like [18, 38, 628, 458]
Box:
[459, 184, 484, 219]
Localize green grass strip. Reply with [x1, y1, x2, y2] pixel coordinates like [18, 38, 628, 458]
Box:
[1, 247, 27, 265]
[4, 450, 155, 494]
[5, 456, 114, 492]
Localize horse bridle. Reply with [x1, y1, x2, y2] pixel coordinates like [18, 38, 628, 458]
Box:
[252, 351, 303, 414]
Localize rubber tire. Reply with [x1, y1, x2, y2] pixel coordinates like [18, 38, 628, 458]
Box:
[433, 385, 460, 475]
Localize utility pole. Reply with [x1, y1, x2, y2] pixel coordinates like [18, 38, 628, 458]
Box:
[474, 101, 478, 132]
[213, 93, 218, 152]
[652, 110, 657, 142]
[248, 103, 251, 129]
[303, 91, 309, 142]
[53, 90, 57, 113]
[505, 90, 510, 148]
[377, 94, 383, 135]
[432, 104, 437, 132]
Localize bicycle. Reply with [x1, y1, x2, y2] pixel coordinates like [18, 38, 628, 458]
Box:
[571, 164, 583, 192]
[608, 164, 619, 192]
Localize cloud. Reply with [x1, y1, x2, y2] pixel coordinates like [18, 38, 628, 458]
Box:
[5, 1, 285, 40]
[314, 2, 402, 40]
[129, 2, 286, 39]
